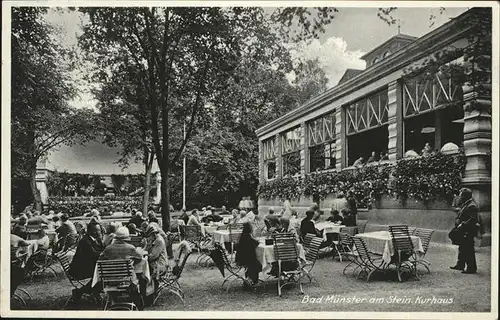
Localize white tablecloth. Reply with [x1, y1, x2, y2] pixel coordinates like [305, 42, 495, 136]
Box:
[314, 222, 345, 241]
[255, 242, 306, 271]
[213, 230, 232, 243]
[355, 231, 424, 264]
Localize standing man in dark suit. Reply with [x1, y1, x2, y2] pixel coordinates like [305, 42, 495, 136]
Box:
[450, 188, 478, 274]
[69, 222, 105, 301]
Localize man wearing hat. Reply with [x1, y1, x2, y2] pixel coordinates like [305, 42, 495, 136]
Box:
[144, 225, 168, 283]
[99, 227, 145, 309]
[100, 227, 143, 261]
[69, 222, 105, 302]
[450, 187, 479, 274]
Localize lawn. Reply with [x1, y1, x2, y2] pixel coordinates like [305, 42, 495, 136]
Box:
[11, 242, 491, 313]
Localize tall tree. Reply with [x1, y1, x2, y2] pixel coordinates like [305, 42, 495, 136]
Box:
[78, 7, 291, 229]
[11, 7, 96, 213]
[93, 62, 156, 215]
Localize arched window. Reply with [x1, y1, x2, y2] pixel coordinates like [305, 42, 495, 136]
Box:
[383, 51, 390, 58]
[372, 57, 379, 65]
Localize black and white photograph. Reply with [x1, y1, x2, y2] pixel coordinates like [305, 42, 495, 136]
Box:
[1, 1, 498, 318]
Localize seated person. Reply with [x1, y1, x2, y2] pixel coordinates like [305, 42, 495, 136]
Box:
[12, 214, 28, 240]
[229, 209, 240, 225]
[34, 229, 51, 250]
[11, 233, 30, 249]
[300, 210, 322, 239]
[238, 210, 249, 224]
[275, 218, 299, 242]
[220, 206, 229, 216]
[178, 209, 189, 225]
[264, 207, 281, 230]
[103, 224, 117, 247]
[127, 223, 141, 236]
[289, 210, 300, 231]
[367, 151, 379, 163]
[56, 215, 78, 251]
[201, 207, 223, 224]
[99, 227, 144, 309]
[187, 210, 202, 227]
[144, 225, 168, 288]
[129, 211, 145, 229]
[342, 209, 356, 227]
[69, 222, 105, 302]
[326, 210, 344, 224]
[235, 222, 262, 286]
[245, 210, 256, 223]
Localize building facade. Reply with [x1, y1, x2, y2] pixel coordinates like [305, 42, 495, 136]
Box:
[256, 8, 492, 245]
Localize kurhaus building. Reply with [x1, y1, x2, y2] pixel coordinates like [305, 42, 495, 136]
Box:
[256, 8, 492, 245]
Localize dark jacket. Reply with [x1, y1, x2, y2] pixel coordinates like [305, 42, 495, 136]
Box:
[300, 218, 320, 238]
[326, 215, 344, 224]
[100, 240, 143, 261]
[129, 215, 144, 228]
[235, 233, 259, 267]
[455, 199, 479, 238]
[69, 234, 104, 280]
[265, 214, 281, 228]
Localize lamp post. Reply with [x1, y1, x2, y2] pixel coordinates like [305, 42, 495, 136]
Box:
[182, 121, 186, 211]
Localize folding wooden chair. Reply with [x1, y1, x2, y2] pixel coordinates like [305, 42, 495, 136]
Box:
[213, 242, 246, 292]
[412, 228, 434, 274]
[153, 242, 193, 305]
[272, 233, 304, 296]
[55, 250, 93, 308]
[388, 225, 418, 282]
[302, 233, 316, 251]
[352, 237, 387, 282]
[301, 236, 322, 283]
[340, 233, 364, 276]
[356, 220, 368, 233]
[97, 259, 137, 310]
[332, 227, 358, 262]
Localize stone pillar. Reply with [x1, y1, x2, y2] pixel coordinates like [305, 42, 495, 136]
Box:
[35, 155, 49, 206]
[335, 109, 342, 170]
[434, 109, 444, 150]
[387, 80, 402, 160]
[275, 133, 282, 179]
[300, 122, 308, 177]
[461, 53, 492, 246]
[340, 107, 347, 168]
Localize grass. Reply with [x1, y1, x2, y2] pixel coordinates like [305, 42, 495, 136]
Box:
[12, 243, 491, 312]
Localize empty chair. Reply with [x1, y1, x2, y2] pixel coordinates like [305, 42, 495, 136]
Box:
[301, 236, 322, 283]
[352, 237, 387, 282]
[272, 233, 304, 296]
[412, 228, 434, 274]
[388, 225, 418, 282]
[97, 259, 139, 310]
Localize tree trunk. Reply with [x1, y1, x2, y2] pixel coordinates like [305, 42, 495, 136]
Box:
[160, 164, 171, 230]
[142, 153, 154, 215]
[30, 163, 42, 212]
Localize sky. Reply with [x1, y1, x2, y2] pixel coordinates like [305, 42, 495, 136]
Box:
[41, 5, 469, 174]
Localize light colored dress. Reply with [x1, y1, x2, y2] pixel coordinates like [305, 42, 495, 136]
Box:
[146, 234, 168, 279]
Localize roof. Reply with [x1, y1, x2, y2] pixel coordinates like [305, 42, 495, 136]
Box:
[360, 33, 418, 60]
[337, 69, 363, 86]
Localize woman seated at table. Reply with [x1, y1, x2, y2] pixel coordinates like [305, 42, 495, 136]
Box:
[229, 209, 240, 225]
[127, 223, 141, 236]
[187, 210, 202, 227]
[326, 210, 343, 224]
[300, 210, 322, 239]
[144, 225, 168, 288]
[235, 222, 262, 287]
[98, 226, 144, 310]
